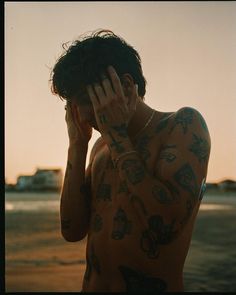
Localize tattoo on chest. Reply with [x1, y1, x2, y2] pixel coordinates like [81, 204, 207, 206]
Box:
[118, 180, 129, 194]
[169, 108, 194, 134]
[112, 208, 132, 240]
[174, 163, 198, 198]
[155, 116, 170, 133]
[121, 159, 145, 185]
[130, 194, 148, 216]
[91, 214, 103, 232]
[96, 182, 112, 201]
[118, 265, 167, 292]
[140, 215, 177, 258]
[189, 133, 210, 163]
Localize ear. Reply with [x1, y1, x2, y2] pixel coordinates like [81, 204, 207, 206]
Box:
[121, 73, 136, 99]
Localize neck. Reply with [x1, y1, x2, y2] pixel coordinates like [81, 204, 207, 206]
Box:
[127, 97, 154, 141]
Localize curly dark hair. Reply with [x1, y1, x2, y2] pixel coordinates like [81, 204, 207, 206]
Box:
[50, 29, 147, 103]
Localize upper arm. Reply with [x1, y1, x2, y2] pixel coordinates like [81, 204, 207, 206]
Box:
[154, 107, 211, 221]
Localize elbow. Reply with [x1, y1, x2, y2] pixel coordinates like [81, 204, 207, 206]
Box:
[61, 230, 87, 242]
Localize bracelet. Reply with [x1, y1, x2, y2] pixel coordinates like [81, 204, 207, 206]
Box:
[113, 150, 139, 168]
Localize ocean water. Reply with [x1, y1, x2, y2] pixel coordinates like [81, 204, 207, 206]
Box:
[5, 191, 236, 212]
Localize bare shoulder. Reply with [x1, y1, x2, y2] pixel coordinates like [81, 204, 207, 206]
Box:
[171, 106, 210, 133]
[89, 136, 105, 164]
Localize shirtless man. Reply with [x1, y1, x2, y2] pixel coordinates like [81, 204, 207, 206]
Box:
[50, 30, 211, 292]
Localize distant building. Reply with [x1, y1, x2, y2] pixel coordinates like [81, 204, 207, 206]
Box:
[12, 168, 63, 192]
[218, 179, 236, 192]
[32, 168, 63, 191]
[16, 175, 33, 191]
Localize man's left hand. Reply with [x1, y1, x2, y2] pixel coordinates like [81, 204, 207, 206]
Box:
[86, 66, 137, 152]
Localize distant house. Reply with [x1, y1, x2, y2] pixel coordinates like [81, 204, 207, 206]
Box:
[16, 175, 33, 191]
[218, 179, 236, 192]
[32, 168, 63, 191]
[13, 168, 63, 191]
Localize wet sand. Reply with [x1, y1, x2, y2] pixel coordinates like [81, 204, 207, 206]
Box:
[5, 197, 236, 292]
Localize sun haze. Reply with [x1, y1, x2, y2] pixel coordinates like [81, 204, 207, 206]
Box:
[5, 2, 236, 184]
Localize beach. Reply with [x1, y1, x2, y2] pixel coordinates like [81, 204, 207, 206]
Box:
[5, 191, 236, 292]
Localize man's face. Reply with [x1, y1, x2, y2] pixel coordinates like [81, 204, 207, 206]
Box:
[71, 90, 99, 130]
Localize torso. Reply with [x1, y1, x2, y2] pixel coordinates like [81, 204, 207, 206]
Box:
[82, 110, 202, 292]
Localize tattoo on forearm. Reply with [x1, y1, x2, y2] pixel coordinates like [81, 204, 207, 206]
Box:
[61, 219, 71, 230]
[135, 134, 152, 161]
[174, 163, 198, 198]
[169, 108, 194, 134]
[121, 159, 145, 185]
[112, 208, 132, 240]
[108, 131, 126, 153]
[99, 114, 108, 124]
[130, 194, 148, 216]
[140, 215, 177, 258]
[189, 133, 210, 163]
[111, 123, 128, 138]
[91, 214, 103, 232]
[118, 265, 167, 292]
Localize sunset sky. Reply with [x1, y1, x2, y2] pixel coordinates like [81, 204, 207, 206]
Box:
[5, 1, 236, 184]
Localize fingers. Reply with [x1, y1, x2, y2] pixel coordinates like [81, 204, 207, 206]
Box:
[87, 85, 100, 111]
[107, 66, 124, 100]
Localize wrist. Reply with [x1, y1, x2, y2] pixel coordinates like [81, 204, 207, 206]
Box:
[68, 142, 88, 161]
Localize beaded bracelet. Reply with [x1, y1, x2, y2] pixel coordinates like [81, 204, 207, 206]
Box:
[113, 150, 139, 168]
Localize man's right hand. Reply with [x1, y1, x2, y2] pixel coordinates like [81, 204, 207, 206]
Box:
[65, 102, 93, 146]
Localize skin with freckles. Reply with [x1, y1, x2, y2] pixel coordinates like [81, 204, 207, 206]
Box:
[67, 66, 211, 292]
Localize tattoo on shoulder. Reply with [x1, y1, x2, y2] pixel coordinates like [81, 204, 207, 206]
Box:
[169, 108, 194, 134]
[174, 163, 198, 198]
[152, 185, 175, 204]
[112, 208, 132, 240]
[159, 144, 177, 163]
[140, 215, 177, 258]
[121, 159, 145, 185]
[118, 265, 167, 292]
[189, 133, 210, 163]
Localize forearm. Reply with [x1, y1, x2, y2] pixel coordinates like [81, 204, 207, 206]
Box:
[60, 144, 90, 242]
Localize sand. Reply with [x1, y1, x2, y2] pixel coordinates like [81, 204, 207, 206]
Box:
[5, 197, 236, 292]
